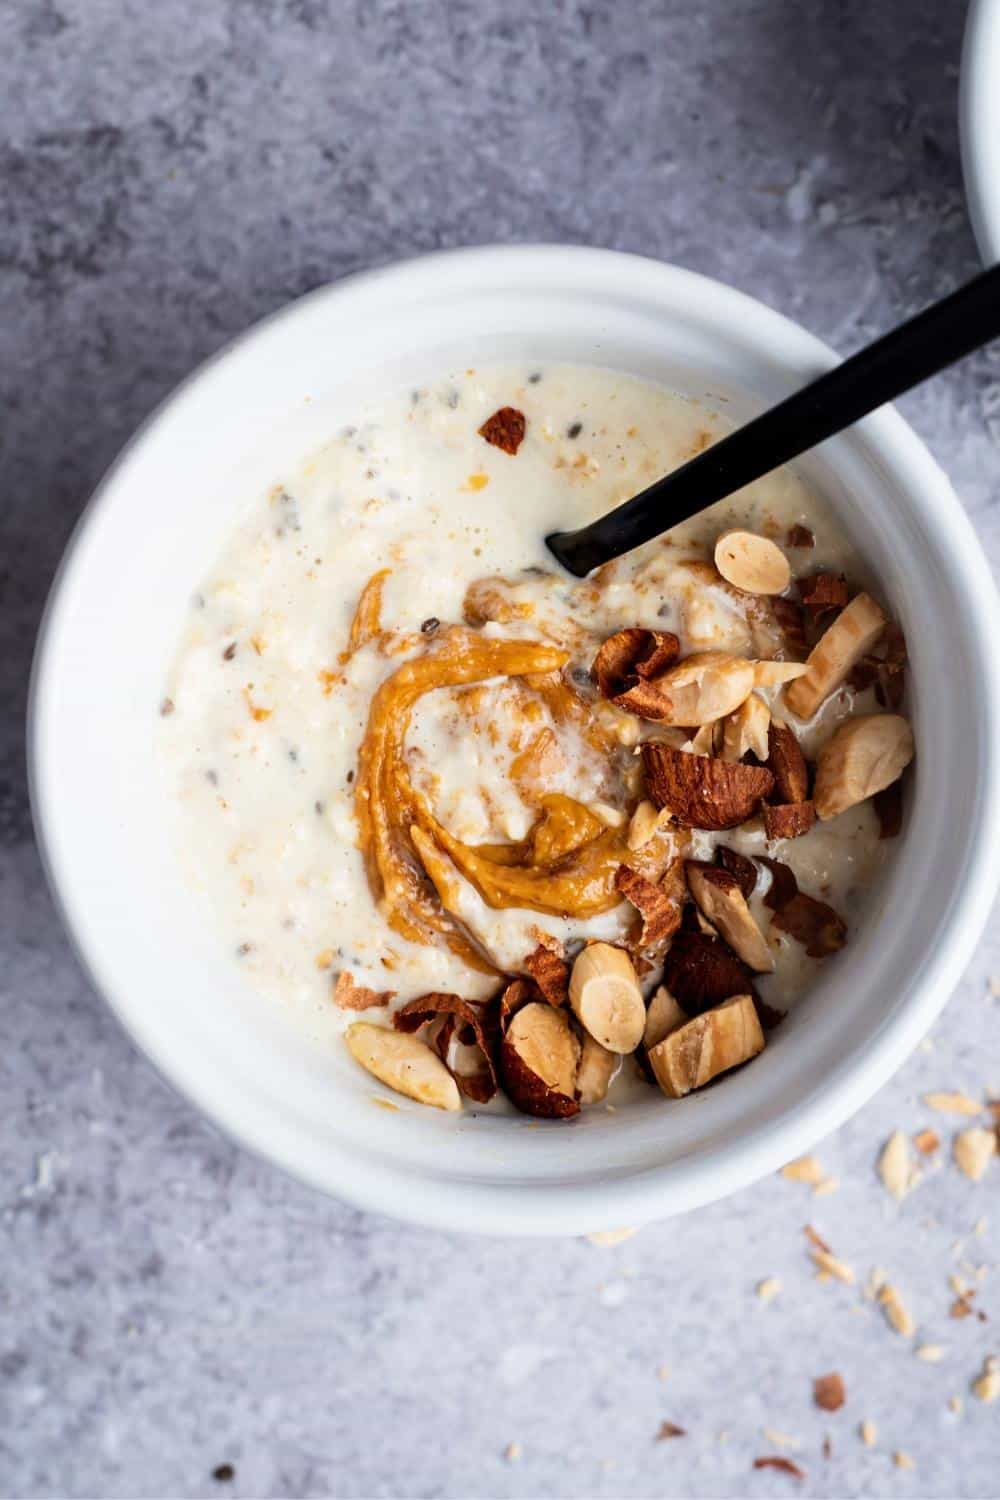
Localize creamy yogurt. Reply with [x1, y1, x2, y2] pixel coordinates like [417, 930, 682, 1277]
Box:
[159, 363, 893, 1090]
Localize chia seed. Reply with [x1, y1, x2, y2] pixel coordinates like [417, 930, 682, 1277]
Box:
[567, 421, 583, 439]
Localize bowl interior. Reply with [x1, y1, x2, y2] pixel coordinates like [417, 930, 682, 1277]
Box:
[31, 248, 1000, 1235]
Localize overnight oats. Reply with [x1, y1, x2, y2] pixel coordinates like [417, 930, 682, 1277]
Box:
[159, 364, 914, 1118]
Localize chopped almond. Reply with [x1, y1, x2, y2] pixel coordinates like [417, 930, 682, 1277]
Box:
[393, 992, 500, 1103]
[479, 406, 526, 454]
[639, 650, 756, 726]
[763, 802, 816, 840]
[878, 1129, 911, 1201]
[814, 714, 915, 820]
[784, 592, 888, 719]
[615, 862, 686, 949]
[500, 1002, 581, 1118]
[660, 928, 759, 1019]
[647, 994, 764, 1099]
[642, 985, 687, 1050]
[782, 1155, 826, 1185]
[714, 529, 791, 595]
[878, 1282, 915, 1337]
[715, 846, 757, 896]
[798, 572, 850, 612]
[753, 659, 809, 687]
[344, 1022, 461, 1111]
[685, 862, 774, 973]
[721, 692, 771, 762]
[972, 1356, 1000, 1403]
[642, 742, 774, 830]
[811, 1248, 855, 1284]
[575, 1032, 616, 1104]
[924, 1091, 982, 1116]
[953, 1127, 996, 1181]
[766, 720, 810, 804]
[590, 628, 682, 719]
[569, 943, 645, 1054]
[626, 799, 664, 851]
[334, 971, 395, 1010]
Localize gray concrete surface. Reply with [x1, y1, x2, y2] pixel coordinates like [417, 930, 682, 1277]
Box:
[2, 2, 999, 1496]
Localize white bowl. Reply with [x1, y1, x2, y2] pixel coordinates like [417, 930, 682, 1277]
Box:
[29, 246, 1000, 1237]
[961, 0, 1000, 264]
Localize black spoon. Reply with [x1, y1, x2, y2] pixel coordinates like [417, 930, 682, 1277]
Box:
[547, 264, 1000, 577]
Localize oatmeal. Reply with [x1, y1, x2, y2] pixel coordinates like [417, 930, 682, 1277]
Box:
[159, 364, 913, 1115]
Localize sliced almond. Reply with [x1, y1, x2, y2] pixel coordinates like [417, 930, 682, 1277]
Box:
[344, 1022, 461, 1111]
[642, 742, 775, 830]
[647, 994, 764, 1099]
[813, 713, 915, 821]
[784, 593, 888, 720]
[642, 985, 687, 1049]
[688, 721, 724, 755]
[924, 1091, 982, 1116]
[686, 863, 775, 973]
[753, 660, 810, 687]
[714, 530, 791, 595]
[640, 650, 756, 726]
[569, 943, 645, 1054]
[500, 1002, 581, 1118]
[575, 1033, 616, 1104]
[720, 692, 771, 763]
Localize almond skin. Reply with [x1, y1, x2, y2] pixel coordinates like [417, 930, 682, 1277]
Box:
[762, 802, 816, 840]
[642, 742, 775, 830]
[813, 713, 915, 820]
[345, 1022, 462, 1111]
[714, 530, 791, 595]
[766, 720, 810, 804]
[569, 943, 645, 1054]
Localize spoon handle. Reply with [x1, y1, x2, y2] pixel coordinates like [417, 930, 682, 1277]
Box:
[547, 263, 1000, 576]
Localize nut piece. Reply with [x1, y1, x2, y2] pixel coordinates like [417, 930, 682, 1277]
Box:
[784, 592, 887, 720]
[953, 1126, 996, 1181]
[767, 720, 810, 804]
[575, 1033, 616, 1104]
[714, 530, 791, 595]
[647, 994, 765, 1098]
[569, 943, 645, 1054]
[686, 863, 775, 973]
[626, 799, 663, 850]
[661, 928, 758, 1016]
[813, 1372, 846, 1412]
[753, 660, 809, 687]
[479, 406, 526, 454]
[591, 628, 681, 716]
[523, 943, 570, 1007]
[345, 1022, 462, 1111]
[643, 650, 756, 726]
[721, 692, 771, 763]
[813, 714, 915, 821]
[615, 862, 685, 949]
[799, 572, 850, 612]
[501, 1001, 581, 1118]
[642, 742, 775, 830]
[643, 985, 687, 1049]
[762, 802, 816, 840]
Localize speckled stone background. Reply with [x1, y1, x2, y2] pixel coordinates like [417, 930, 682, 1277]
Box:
[3, 2, 999, 1497]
